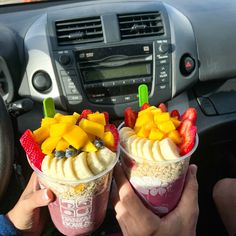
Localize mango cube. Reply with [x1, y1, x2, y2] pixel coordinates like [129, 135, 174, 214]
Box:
[41, 117, 57, 127]
[82, 141, 97, 152]
[157, 120, 176, 133]
[73, 112, 80, 121]
[56, 139, 70, 151]
[103, 131, 114, 147]
[87, 112, 106, 125]
[149, 127, 165, 141]
[56, 115, 77, 125]
[50, 123, 72, 137]
[171, 117, 181, 128]
[33, 126, 50, 144]
[79, 119, 104, 139]
[154, 112, 170, 123]
[135, 111, 154, 128]
[168, 130, 182, 144]
[41, 136, 61, 154]
[63, 125, 89, 149]
[137, 126, 150, 138]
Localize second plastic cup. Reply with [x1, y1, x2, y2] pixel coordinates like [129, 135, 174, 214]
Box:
[30, 151, 119, 236]
[118, 122, 198, 216]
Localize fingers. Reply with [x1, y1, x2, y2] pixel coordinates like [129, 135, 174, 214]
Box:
[177, 164, 199, 217]
[23, 189, 54, 212]
[113, 164, 149, 216]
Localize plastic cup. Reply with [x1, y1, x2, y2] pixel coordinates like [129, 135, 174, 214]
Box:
[29, 150, 119, 236]
[118, 122, 198, 216]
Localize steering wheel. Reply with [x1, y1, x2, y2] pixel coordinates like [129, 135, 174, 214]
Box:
[0, 95, 14, 199]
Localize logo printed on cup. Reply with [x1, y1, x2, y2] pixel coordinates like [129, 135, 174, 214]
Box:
[60, 197, 93, 228]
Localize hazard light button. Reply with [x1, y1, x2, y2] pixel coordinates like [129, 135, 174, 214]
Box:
[180, 55, 195, 76]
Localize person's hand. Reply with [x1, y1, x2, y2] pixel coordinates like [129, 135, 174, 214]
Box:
[112, 164, 199, 236]
[6, 172, 54, 236]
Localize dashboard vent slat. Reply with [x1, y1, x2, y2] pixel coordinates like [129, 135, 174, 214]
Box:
[55, 17, 103, 46]
[118, 12, 164, 39]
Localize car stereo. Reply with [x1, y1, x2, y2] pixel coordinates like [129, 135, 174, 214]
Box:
[76, 44, 153, 104]
[54, 39, 171, 110]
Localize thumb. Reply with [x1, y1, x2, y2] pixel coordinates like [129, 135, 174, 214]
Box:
[24, 189, 54, 212]
[176, 164, 199, 216]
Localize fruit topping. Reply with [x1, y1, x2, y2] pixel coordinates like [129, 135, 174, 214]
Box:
[170, 109, 180, 120]
[124, 107, 138, 129]
[94, 139, 104, 149]
[140, 102, 151, 111]
[181, 107, 197, 125]
[65, 147, 78, 158]
[54, 150, 65, 158]
[20, 129, 45, 170]
[122, 102, 197, 157]
[103, 124, 120, 152]
[78, 109, 92, 122]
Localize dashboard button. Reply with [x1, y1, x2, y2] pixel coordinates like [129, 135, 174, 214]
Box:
[32, 71, 52, 92]
[180, 55, 195, 76]
[59, 54, 71, 65]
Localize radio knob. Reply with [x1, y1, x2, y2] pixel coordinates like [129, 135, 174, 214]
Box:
[59, 54, 71, 65]
[158, 43, 169, 54]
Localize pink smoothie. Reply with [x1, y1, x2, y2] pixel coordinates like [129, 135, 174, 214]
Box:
[48, 189, 110, 236]
[131, 174, 186, 216]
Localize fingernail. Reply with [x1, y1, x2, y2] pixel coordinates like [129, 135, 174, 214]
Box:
[43, 189, 50, 201]
[191, 164, 198, 176]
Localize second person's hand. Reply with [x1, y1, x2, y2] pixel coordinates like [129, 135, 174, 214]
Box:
[112, 164, 199, 236]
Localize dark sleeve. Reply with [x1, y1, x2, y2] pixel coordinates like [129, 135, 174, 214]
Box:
[0, 215, 21, 236]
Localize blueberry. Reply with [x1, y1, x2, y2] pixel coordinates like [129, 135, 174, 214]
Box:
[94, 139, 104, 149]
[54, 150, 65, 158]
[65, 147, 77, 158]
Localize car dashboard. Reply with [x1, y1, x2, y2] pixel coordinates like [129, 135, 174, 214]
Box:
[1, 0, 236, 235]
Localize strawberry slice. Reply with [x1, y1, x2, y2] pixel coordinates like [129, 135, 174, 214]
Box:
[20, 129, 45, 170]
[170, 109, 180, 119]
[104, 124, 120, 151]
[178, 118, 193, 136]
[77, 109, 92, 123]
[181, 107, 197, 125]
[158, 103, 167, 112]
[179, 125, 197, 155]
[140, 102, 151, 111]
[124, 107, 137, 128]
[103, 111, 109, 124]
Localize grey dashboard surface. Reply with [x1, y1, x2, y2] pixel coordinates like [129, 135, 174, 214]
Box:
[163, 0, 236, 81]
[0, 0, 236, 84]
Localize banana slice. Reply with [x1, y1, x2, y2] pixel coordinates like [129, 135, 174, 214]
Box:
[130, 136, 140, 157]
[159, 138, 180, 160]
[63, 157, 78, 180]
[97, 147, 116, 166]
[74, 152, 93, 179]
[50, 157, 58, 178]
[41, 155, 53, 176]
[143, 140, 154, 161]
[87, 152, 106, 175]
[126, 135, 137, 153]
[152, 141, 164, 161]
[136, 138, 146, 161]
[56, 158, 66, 180]
[120, 128, 135, 144]
[119, 127, 135, 142]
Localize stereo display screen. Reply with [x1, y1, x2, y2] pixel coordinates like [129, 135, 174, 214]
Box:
[82, 63, 151, 82]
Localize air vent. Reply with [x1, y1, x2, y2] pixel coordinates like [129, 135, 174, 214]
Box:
[55, 17, 104, 46]
[118, 12, 164, 39]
